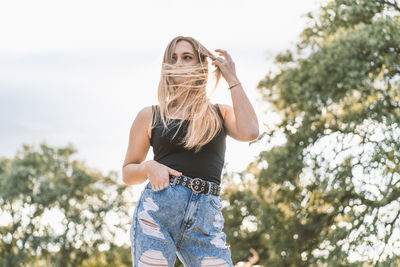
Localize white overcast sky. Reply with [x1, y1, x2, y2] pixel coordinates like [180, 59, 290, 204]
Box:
[0, 0, 322, 191]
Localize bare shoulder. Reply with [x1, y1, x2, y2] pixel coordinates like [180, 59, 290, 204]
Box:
[134, 105, 153, 139]
[215, 103, 229, 120]
[215, 103, 244, 141]
[136, 105, 153, 122]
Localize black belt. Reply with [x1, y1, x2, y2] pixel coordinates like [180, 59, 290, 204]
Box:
[169, 174, 221, 196]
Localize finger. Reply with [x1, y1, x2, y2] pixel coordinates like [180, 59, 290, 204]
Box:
[169, 168, 182, 176]
[212, 58, 223, 66]
[215, 49, 229, 57]
[215, 49, 232, 61]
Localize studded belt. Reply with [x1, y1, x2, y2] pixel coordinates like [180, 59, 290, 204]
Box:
[169, 174, 221, 196]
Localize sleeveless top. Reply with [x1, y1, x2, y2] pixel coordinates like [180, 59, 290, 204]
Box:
[150, 104, 227, 185]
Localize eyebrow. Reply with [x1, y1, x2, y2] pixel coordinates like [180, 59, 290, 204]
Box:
[172, 52, 195, 56]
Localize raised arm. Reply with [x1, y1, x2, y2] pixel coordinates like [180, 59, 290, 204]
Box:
[212, 49, 259, 141]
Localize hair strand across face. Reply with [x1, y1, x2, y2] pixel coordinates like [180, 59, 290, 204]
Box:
[153, 36, 225, 153]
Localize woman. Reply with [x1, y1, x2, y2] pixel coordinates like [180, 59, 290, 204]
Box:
[122, 36, 259, 267]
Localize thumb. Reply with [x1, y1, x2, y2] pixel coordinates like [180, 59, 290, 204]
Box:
[169, 168, 182, 176]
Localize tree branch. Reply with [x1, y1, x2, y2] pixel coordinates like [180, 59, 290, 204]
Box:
[380, 0, 400, 12]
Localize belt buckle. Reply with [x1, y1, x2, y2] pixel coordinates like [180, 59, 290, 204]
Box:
[189, 177, 203, 194]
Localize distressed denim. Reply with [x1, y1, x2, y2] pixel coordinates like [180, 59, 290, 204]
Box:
[130, 176, 233, 266]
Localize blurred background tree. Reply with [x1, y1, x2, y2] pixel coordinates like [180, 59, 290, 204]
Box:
[0, 142, 132, 267]
[222, 0, 400, 266]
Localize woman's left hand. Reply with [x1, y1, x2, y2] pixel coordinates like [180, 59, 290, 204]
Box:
[211, 49, 239, 84]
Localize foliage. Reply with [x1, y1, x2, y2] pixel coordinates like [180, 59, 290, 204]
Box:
[222, 0, 400, 266]
[0, 142, 132, 267]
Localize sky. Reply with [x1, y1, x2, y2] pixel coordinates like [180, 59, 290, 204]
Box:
[0, 0, 323, 247]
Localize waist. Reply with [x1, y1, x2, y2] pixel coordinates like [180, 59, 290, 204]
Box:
[169, 174, 221, 196]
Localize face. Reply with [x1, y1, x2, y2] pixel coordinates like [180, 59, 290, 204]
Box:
[171, 40, 199, 84]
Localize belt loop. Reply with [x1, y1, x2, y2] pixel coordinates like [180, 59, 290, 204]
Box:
[206, 183, 211, 195]
[171, 175, 179, 186]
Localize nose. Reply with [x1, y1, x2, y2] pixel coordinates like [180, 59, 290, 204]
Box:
[175, 58, 182, 65]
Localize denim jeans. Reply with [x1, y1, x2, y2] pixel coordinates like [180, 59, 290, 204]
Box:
[130, 176, 233, 266]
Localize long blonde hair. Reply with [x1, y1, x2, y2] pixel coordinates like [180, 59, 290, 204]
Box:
[152, 36, 224, 153]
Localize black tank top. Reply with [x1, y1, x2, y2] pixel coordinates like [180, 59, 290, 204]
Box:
[150, 104, 227, 185]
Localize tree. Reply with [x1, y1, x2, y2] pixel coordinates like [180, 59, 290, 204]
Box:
[0, 142, 132, 267]
[222, 0, 400, 265]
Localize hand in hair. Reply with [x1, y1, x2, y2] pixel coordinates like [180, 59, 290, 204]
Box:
[211, 49, 239, 85]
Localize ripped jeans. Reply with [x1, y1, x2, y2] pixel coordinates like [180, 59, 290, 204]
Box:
[130, 176, 233, 266]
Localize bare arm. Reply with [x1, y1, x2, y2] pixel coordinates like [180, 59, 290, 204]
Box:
[212, 49, 259, 140]
[227, 76, 259, 139]
[122, 106, 152, 185]
[218, 77, 260, 142]
[122, 160, 152, 186]
[121, 106, 182, 188]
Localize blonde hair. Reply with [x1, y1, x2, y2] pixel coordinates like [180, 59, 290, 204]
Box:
[152, 36, 224, 153]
